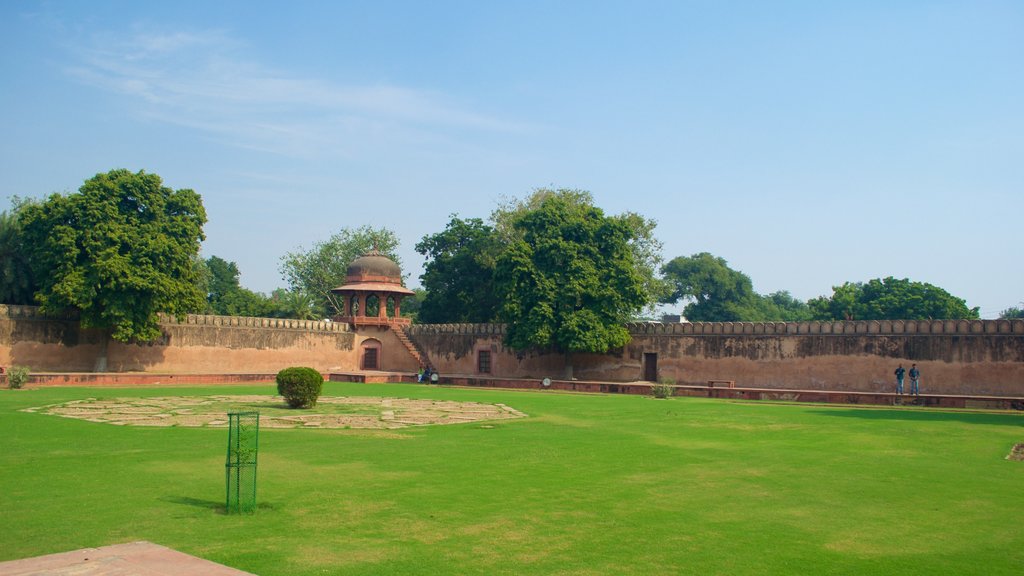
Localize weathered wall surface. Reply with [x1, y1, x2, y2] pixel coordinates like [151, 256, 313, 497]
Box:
[0, 305, 360, 373]
[410, 320, 1024, 397]
[354, 325, 421, 374]
[407, 324, 566, 378]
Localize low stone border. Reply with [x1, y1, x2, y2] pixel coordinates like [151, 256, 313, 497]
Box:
[21, 395, 527, 429]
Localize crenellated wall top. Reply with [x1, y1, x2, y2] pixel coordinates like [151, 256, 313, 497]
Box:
[0, 305, 350, 332]
[161, 313, 350, 332]
[408, 323, 507, 336]
[5, 304, 1023, 336]
[624, 319, 1024, 336]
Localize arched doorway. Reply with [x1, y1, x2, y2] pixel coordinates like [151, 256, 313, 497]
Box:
[361, 339, 382, 370]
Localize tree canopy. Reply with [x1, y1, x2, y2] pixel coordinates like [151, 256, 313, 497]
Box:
[0, 198, 39, 305]
[19, 169, 207, 342]
[415, 189, 666, 325]
[808, 277, 979, 320]
[660, 253, 812, 322]
[493, 188, 667, 307]
[415, 216, 500, 323]
[661, 252, 757, 321]
[999, 305, 1024, 320]
[279, 226, 401, 317]
[494, 194, 646, 362]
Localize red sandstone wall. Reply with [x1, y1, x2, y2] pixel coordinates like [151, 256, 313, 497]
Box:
[0, 306, 360, 374]
[353, 325, 421, 374]
[409, 321, 1024, 397]
[5, 304, 1023, 398]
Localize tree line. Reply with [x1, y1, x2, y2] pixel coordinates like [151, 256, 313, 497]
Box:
[2, 169, 1012, 358]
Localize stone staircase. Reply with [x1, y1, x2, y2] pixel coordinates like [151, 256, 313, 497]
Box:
[395, 324, 434, 371]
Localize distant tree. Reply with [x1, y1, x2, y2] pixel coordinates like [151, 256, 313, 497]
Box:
[494, 195, 646, 378]
[415, 216, 501, 323]
[0, 198, 40, 305]
[759, 290, 814, 322]
[202, 255, 273, 317]
[660, 253, 813, 321]
[400, 287, 425, 321]
[998, 305, 1024, 319]
[661, 253, 759, 321]
[275, 290, 319, 320]
[279, 226, 400, 317]
[808, 277, 979, 320]
[19, 169, 207, 344]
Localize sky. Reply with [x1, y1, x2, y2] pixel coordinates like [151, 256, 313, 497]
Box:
[1, 1, 1021, 318]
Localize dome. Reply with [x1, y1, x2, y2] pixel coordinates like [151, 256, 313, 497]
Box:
[345, 249, 403, 284]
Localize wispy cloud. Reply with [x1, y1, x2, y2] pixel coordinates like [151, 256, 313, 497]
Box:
[64, 27, 525, 158]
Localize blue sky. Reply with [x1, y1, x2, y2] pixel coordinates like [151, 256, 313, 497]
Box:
[2, 1, 1021, 317]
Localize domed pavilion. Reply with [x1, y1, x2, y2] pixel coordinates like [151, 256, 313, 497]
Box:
[331, 249, 414, 327]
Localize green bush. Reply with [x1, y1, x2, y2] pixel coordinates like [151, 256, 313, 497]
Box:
[275, 367, 323, 408]
[651, 377, 675, 399]
[7, 366, 30, 390]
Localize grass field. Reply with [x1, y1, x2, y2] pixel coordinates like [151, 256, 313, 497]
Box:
[1, 382, 1022, 575]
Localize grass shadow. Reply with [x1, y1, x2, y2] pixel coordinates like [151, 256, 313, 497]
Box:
[162, 496, 279, 516]
[806, 407, 1024, 426]
[162, 496, 223, 511]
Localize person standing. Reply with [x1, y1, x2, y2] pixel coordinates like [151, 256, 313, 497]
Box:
[894, 364, 906, 395]
[909, 364, 921, 395]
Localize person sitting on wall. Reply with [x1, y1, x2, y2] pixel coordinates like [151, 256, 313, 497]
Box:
[417, 367, 424, 382]
[422, 367, 432, 383]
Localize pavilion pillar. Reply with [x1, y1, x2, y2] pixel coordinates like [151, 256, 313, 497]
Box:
[377, 292, 386, 319]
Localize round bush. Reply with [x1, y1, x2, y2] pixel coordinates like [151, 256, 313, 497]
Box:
[275, 367, 324, 409]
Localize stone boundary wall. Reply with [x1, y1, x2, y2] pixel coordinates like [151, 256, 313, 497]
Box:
[1, 305, 358, 373]
[409, 321, 1024, 397]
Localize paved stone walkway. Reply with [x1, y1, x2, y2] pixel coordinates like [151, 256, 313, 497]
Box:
[0, 541, 254, 575]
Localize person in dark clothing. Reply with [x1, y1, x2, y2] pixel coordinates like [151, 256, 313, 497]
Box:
[909, 364, 921, 395]
[894, 364, 906, 395]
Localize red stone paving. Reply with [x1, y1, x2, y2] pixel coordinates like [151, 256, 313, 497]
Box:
[0, 541, 255, 576]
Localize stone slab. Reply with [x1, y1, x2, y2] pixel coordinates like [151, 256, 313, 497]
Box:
[0, 541, 254, 576]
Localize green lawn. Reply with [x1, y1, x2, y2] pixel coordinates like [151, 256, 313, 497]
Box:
[1, 382, 1021, 575]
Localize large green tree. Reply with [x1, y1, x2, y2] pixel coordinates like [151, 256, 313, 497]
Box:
[0, 198, 39, 305]
[493, 188, 668, 307]
[415, 216, 501, 323]
[279, 226, 401, 317]
[494, 195, 647, 377]
[19, 169, 207, 342]
[415, 189, 666, 324]
[808, 277, 979, 320]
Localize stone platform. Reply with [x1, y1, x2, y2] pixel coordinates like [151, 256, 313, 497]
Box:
[0, 541, 254, 575]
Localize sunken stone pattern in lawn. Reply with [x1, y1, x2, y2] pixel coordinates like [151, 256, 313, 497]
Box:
[22, 396, 527, 429]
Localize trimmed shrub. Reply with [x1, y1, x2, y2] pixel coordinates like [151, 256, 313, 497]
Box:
[651, 377, 675, 399]
[276, 367, 323, 408]
[7, 366, 30, 390]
